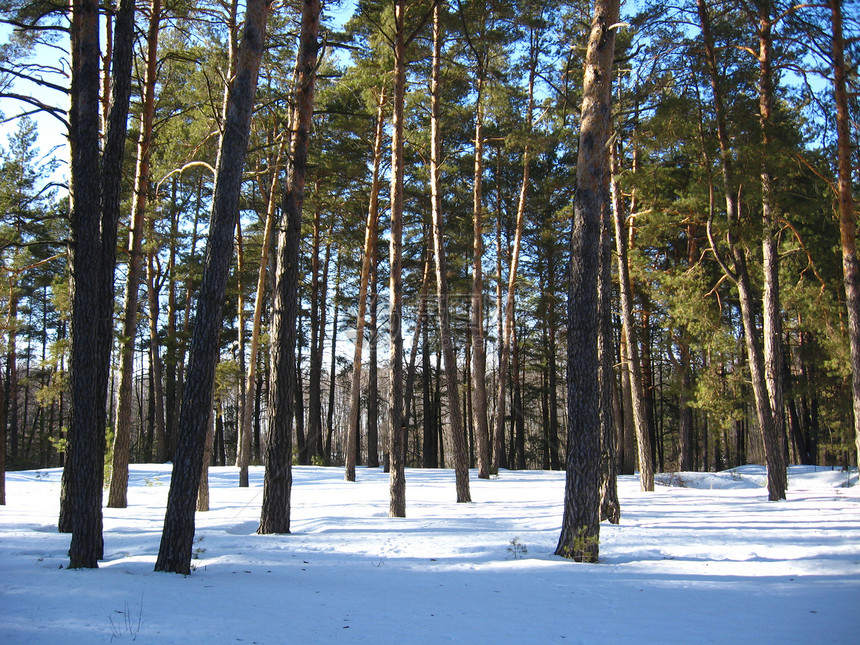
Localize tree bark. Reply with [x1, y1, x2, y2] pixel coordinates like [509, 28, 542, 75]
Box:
[146, 233, 167, 464]
[367, 244, 380, 467]
[325, 262, 341, 464]
[197, 406, 215, 512]
[469, 65, 490, 480]
[108, 0, 162, 509]
[610, 143, 654, 491]
[493, 34, 536, 472]
[388, 0, 407, 517]
[306, 204, 323, 465]
[696, 0, 786, 500]
[259, 0, 321, 535]
[239, 138, 282, 486]
[599, 169, 620, 523]
[155, 0, 271, 574]
[429, 3, 471, 502]
[61, 0, 135, 568]
[556, 0, 619, 563]
[346, 88, 385, 481]
[829, 0, 860, 470]
[756, 0, 786, 482]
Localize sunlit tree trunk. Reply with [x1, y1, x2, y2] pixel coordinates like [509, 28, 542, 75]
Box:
[696, 0, 785, 500]
[469, 66, 490, 480]
[238, 139, 282, 486]
[556, 0, 619, 563]
[388, 0, 407, 517]
[756, 0, 786, 478]
[146, 227, 166, 465]
[429, 3, 470, 502]
[493, 32, 536, 472]
[610, 143, 654, 491]
[346, 88, 385, 482]
[108, 0, 162, 509]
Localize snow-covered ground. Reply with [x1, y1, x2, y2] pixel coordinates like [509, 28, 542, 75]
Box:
[2, 464, 858, 644]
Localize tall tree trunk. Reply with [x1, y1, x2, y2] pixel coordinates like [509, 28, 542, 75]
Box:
[429, 3, 470, 502]
[493, 35, 536, 472]
[171, 176, 204, 459]
[307, 204, 323, 464]
[294, 308, 307, 463]
[403, 247, 432, 435]
[0, 363, 5, 504]
[610, 143, 654, 491]
[197, 405, 215, 513]
[6, 290, 19, 461]
[512, 325, 525, 469]
[678, 344, 695, 471]
[599, 171, 620, 523]
[469, 67, 490, 481]
[346, 88, 385, 482]
[367, 245, 380, 468]
[547, 245, 561, 470]
[830, 0, 860, 470]
[696, 0, 786, 500]
[61, 0, 135, 568]
[155, 0, 271, 574]
[422, 317, 436, 468]
[165, 176, 180, 462]
[146, 236, 167, 464]
[108, 0, 161, 509]
[556, 0, 619, 563]
[259, 0, 320, 535]
[388, 0, 408, 517]
[325, 262, 340, 464]
[235, 220, 248, 479]
[757, 0, 786, 478]
[239, 139, 282, 486]
[495, 147, 505, 469]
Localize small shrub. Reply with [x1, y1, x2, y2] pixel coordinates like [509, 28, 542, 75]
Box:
[109, 596, 143, 642]
[507, 536, 528, 559]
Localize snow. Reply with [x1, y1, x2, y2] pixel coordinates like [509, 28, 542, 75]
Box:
[2, 464, 858, 644]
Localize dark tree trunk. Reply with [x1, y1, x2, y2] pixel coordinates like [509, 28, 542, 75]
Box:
[259, 0, 320, 535]
[512, 328, 525, 470]
[599, 171, 620, 524]
[61, 0, 135, 568]
[556, 0, 619, 563]
[295, 308, 307, 464]
[155, 0, 271, 574]
[678, 349, 695, 471]
[0, 367, 5, 504]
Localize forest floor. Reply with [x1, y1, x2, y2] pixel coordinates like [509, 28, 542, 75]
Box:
[1, 462, 858, 644]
